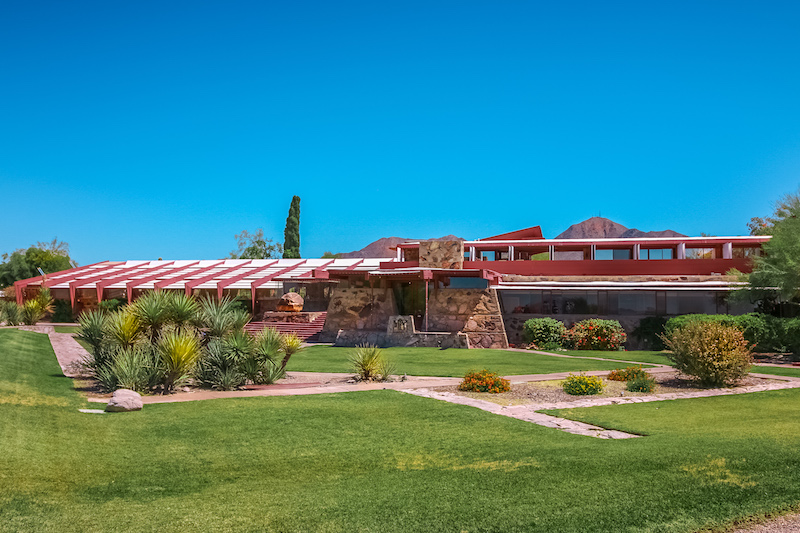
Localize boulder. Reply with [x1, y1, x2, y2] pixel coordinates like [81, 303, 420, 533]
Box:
[105, 389, 143, 412]
[277, 292, 304, 312]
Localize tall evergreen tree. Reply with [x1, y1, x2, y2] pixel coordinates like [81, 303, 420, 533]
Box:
[283, 196, 301, 258]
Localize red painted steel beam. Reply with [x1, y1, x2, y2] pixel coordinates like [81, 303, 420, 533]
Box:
[215, 261, 278, 299]
[184, 261, 252, 296]
[13, 262, 115, 304]
[95, 262, 174, 302]
[44, 262, 122, 288]
[69, 263, 148, 308]
[153, 261, 224, 292]
[250, 261, 307, 311]
[126, 261, 200, 302]
[295, 260, 335, 279]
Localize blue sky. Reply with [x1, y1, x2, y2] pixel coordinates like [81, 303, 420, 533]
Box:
[2, 1, 799, 264]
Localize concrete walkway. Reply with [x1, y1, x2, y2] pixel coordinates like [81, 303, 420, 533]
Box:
[48, 332, 87, 378]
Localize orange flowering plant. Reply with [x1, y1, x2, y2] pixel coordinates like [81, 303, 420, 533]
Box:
[458, 369, 511, 394]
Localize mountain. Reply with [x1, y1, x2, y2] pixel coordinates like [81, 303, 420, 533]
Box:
[556, 217, 685, 239]
[340, 235, 464, 259]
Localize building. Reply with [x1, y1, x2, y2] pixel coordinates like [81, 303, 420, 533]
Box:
[12, 226, 770, 349]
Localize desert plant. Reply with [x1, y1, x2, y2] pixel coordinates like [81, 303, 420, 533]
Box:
[662, 322, 753, 387]
[562, 373, 605, 395]
[51, 299, 74, 323]
[458, 369, 511, 393]
[164, 292, 200, 332]
[251, 327, 286, 384]
[34, 287, 54, 317]
[280, 332, 303, 368]
[607, 366, 648, 382]
[522, 317, 567, 347]
[105, 309, 144, 351]
[158, 329, 201, 391]
[626, 375, 656, 393]
[566, 319, 627, 351]
[77, 310, 109, 356]
[198, 295, 239, 338]
[109, 347, 160, 392]
[132, 291, 170, 343]
[229, 308, 251, 331]
[21, 299, 45, 325]
[1, 301, 23, 325]
[378, 358, 397, 382]
[196, 339, 247, 390]
[98, 298, 125, 314]
[349, 344, 384, 381]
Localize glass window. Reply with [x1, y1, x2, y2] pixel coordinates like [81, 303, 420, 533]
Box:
[617, 292, 657, 315]
[596, 249, 631, 260]
[640, 248, 673, 260]
[685, 248, 715, 259]
[554, 250, 584, 260]
[732, 247, 760, 258]
[449, 277, 489, 289]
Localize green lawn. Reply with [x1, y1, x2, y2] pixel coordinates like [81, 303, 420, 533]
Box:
[286, 345, 640, 376]
[53, 325, 80, 334]
[557, 349, 674, 366]
[5, 328, 800, 532]
[750, 365, 800, 378]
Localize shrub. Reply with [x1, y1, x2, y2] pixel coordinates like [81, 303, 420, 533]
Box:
[632, 316, 667, 350]
[662, 322, 753, 387]
[1, 301, 23, 326]
[626, 375, 656, 393]
[280, 332, 303, 368]
[105, 310, 144, 351]
[522, 318, 566, 347]
[196, 339, 246, 391]
[21, 300, 45, 325]
[158, 330, 201, 391]
[51, 299, 74, 323]
[349, 344, 384, 381]
[607, 366, 648, 382]
[109, 347, 160, 392]
[132, 291, 170, 342]
[562, 373, 605, 395]
[566, 319, 627, 351]
[98, 298, 125, 314]
[458, 369, 511, 393]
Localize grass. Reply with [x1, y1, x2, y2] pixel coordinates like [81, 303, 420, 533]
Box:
[750, 365, 800, 378]
[557, 349, 673, 366]
[53, 325, 80, 334]
[5, 328, 800, 532]
[286, 345, 641, 376]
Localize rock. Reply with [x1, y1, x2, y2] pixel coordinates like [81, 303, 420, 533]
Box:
[105, 389, 143, 412]
[277, 292, 304, 312]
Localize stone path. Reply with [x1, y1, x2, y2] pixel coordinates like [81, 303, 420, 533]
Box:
[48, 332, 88, 378]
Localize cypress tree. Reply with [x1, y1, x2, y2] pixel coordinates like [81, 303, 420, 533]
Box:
[283, 195, 301, 258]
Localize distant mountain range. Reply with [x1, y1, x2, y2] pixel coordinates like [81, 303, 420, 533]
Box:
[555, 217, 686, 239]
[338, 218, 685, 258]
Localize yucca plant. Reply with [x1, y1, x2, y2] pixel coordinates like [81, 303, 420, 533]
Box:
[158, 329, 201, 391]
[222, 329, 254, 363]
[108, 347, 158, 392]
[34, 287, 54, 316]
[132, 291, 170, 343]
[280, 332, 303, 369]
[198, 295, 237, 338]
[230, 308, 251, 331]
[1, 301, 23, 326]
[348, 344, 383, 381]
[195, 339, 245, 390]
[165, 292, 200, 333]
[77, 310, 108, 355]
[255, 327, 283, 360]
[21, 300, 45, 325]
[105, 309, 144, 351]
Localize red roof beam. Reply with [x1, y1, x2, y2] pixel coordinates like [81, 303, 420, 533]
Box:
[12, 261, 112, 304]
[95, 262, 175, 302]
[125, 261, 200, 302]
[250, 261, 307, 311]
[153, 261, 224, 292]
[184, 261, 252, 297]
[215, 261, 278, 299]
[69, 263, 151, 308]
[294, 260, 336, 279]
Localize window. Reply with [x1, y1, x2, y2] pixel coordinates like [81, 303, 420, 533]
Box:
[595, 249, 631, 260]
[639, 248, 673, 260]
[732, 247, 761, 259]
[685, 248, 715, 259]
[554, 250, 584, 260]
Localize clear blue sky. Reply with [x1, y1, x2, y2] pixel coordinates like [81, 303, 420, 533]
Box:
[2, 1, 799, 264]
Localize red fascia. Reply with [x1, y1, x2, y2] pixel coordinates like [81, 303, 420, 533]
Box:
[153, 261, 224, 292]
[184, 261, 253, 296]
[12, 261, 112, 304]
[69, 263, 150, 307]
[480, 226, 544, 241]
[95, 262, 175, 302]
[462, 258, 755, 277]
[295, 260, 336, 279]
[125, 261, 200, 302]
[215, 261, 278, 299]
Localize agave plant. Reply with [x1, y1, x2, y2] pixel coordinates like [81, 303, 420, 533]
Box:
[105, 309, 144, 351]
[158, 329, 201, 391]
[131, 291, 170, 343]
[165, 292, 201, 332]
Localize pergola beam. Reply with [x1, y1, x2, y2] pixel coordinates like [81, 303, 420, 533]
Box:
[153, 262, 224, 292]
[184, 261, 252, 296]
[250, 261, 307, 311]
[95, 262, 175, 302]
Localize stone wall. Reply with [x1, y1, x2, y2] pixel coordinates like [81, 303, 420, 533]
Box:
[419, 240, 464, 269]
[503, 313, 649, 350]
[427, 288, 508, 349]
[321, 287, 397, 337]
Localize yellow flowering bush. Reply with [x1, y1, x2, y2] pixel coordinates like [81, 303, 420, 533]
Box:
[562, 373, 604, 395]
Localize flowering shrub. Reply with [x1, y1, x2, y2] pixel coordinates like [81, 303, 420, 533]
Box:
[566, 319, 627, 351]
[458, 369, 511, 393]
[607, 366, 648, 382]
[562, 373, 605, 395]
[522, 318, 567, 348]
[662, 322, 753, 387]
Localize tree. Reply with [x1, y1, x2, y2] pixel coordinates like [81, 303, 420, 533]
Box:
[0, 239, 73, 288]
[283, 196, 301, 259]
[321, 251, 342, 259]
[747, 190, 800, 301]
[229, 229, 282, 259]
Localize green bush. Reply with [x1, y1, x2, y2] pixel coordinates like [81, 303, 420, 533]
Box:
[626, 375, 656, 393]
[632, 316, 667, 350]
[566, 319, 627, 350]
[662, 322, 753, 387]
[664, 313, 800, 354]
[607, 366, 648, 382]
[562, 373, 605, 395]
[349, 344, 385, 381]
[158, 330, 201, 392]
[0, 301, 23, 326]
[458, 369, 511, 393]
[51, 300, 74, 323]
[522, 318, 566, 347]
